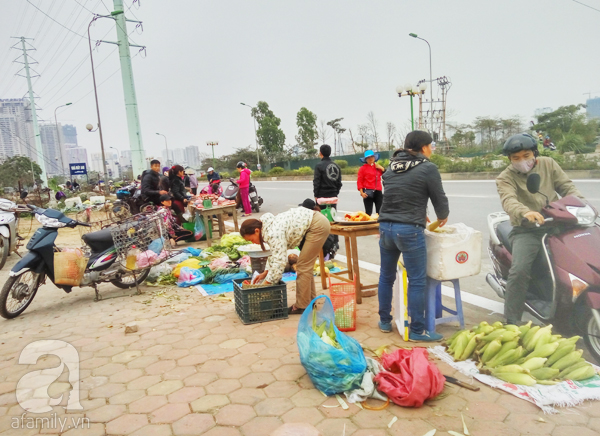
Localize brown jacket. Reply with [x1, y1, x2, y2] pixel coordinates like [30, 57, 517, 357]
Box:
[496, 156, 582, 226]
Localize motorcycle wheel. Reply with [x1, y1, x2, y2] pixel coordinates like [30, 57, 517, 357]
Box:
[583, 308, 600, 364]
[0, 235, 9, 270]
[109, 202, 131, 222]
[139, 203, 157, 214]
[0, 271, 41, 319]
[110, 268, 150, 289]
[252, 203, 260, 213]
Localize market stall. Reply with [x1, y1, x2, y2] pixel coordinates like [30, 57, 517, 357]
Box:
[188, 203, 239, 247]
[319, 221, 379, 304]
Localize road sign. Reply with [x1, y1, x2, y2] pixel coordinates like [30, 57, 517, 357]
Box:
[69, 163, 87, 176]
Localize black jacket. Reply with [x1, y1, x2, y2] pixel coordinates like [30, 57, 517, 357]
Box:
[207, 172, 220, 183]
[170, 176, 187, 201]
[158, 175, 170, 192]
[379, 151, 449, 228]
[313, 157, 342, 198]
[141, 169, 161, 201]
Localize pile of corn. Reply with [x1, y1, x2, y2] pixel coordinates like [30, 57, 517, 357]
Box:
[445, 321, 597, 386]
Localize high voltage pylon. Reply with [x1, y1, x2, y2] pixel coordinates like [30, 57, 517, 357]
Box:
[10, 36, 48, 183]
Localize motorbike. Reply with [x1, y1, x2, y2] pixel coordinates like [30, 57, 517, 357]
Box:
[111, 184, 156, 220]
[0, 204, 151, 319]
[0, 191, 29, 270]
[223, 178, 263, 213]
[486, 173, 600, 361]
[199, 179, 223, 196]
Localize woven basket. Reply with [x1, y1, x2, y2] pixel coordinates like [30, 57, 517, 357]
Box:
[54, 252, 88, 286]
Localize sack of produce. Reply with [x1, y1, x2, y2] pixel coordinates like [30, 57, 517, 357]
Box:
[374, 348, 445, 407]
[54, 249, 88, 286]
[173, 259, 203, 277]
[297, 295, 367, 395]
[177, 267, 205, 287]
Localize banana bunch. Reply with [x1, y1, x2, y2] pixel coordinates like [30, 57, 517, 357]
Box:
[444, 321, 597, 385]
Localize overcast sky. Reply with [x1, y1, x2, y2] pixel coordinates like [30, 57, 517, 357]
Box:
[1, 0, 599, 164]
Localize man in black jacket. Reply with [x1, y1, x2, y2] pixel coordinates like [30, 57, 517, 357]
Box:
[313, 144, 342, 204]
[141, 159, 167, 205]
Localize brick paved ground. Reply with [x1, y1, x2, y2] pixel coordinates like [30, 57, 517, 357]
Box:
[1, 235, 599, 435]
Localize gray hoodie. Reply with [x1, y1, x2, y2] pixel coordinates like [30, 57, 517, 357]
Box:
[378, 151, 449, 227]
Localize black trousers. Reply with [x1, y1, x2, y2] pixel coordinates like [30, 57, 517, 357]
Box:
[363, 190, 383, 216]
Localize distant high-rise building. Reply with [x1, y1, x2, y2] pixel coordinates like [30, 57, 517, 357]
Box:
[90, 152, 119, 177]
[40, 123, 67, 176]
[586, 98, 600, 119]
[172, 148, 186, 165]
[0, 98, 35, 162]
[66, 146, 88, 168]
[161, 149, 173, 165]
[120, 149, 132, 167]
[184, 145, 200, 167]
[62, 124, 78, 147]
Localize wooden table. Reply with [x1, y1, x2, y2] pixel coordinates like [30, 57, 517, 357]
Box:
[318, 222, 379, 304]
[189, 204, 239, 247]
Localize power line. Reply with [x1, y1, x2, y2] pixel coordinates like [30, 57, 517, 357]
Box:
[25, 0, 88, 39]
[571, 0, 600, 13]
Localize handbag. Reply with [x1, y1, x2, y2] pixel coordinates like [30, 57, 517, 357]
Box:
[364, 189, 375, 199]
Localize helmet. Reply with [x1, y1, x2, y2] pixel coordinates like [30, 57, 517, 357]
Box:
[207, 167, 214, 172]
[236, 161, 245, 169]
[502, 133, 539, 156]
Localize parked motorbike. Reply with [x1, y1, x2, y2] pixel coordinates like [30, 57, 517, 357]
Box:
[0, 204, 150, 319]
[223, 178, 263, 213]
[0, 192, 29, 270]
[199, 179, 223, 196]
[486, 173, 600, 361]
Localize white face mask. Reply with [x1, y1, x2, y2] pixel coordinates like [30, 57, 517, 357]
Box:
[512, 158, 536, 174]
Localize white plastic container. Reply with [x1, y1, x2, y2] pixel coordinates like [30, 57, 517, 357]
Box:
[425, 223, 482, 280]
[89, 196, 106, 204]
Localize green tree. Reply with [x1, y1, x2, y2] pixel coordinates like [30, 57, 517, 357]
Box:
[0, 156, 42, 188]
[295, 107, 319, 157]
[533, 105, 598, 153]
[251, 101, 286, 156]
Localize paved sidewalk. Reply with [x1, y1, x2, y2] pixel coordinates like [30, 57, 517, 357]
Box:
[1, 245, 599, 436]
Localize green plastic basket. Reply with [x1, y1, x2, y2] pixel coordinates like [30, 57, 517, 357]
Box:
[233, 279, 288, 325]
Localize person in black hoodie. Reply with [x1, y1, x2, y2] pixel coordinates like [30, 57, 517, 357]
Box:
[168, 165, 188, 224]
[141, 159, 167, 205]
[313, 144, 342, 207]
[377, 130, 450, 341]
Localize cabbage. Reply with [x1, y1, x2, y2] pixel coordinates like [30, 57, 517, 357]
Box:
[220, 233, 247, 248]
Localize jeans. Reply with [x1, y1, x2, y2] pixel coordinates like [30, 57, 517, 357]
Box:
[378, 221, 427, 333]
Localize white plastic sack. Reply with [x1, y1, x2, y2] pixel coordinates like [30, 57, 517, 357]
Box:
[425, 223, 482, 280]
[148, 263, 174, 281]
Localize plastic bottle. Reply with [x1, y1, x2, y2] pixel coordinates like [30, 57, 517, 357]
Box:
[126, 245, 139, 270]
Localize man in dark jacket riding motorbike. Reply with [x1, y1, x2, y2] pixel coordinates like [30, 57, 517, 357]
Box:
[141, 159, 168, 205]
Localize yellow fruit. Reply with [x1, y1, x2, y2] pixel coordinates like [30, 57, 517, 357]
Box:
[551, 350, 584, 370]
[545, 344, 575, 367]
[521, 358, 547, 371]
[530, 367, 560, 380]
[492, 372, 537, 386]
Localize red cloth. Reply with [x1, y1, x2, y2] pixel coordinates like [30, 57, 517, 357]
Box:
[373, 348, 445, 408]
[237, 168, 251, 188]
[357, 164, 383, 191]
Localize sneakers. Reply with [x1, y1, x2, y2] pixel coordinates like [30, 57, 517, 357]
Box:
[379, 321, 392, 333]
[409, 329, 443, 342]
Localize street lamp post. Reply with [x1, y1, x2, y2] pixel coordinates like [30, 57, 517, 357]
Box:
[396, 83, 427, 130]
[155, 133, 169, 166]
[240, 103, 260, 169]
[54, 102, 72, 179]
[409, 33, 434, 136]
[206, 141, 218, 169]
[88, 17, 108, 185]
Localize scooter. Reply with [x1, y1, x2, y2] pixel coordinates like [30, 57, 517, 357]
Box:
[223, 178, 263, 213]
[0, 204, 151, 319]
[486, 173, 600, 361]
[0, 191, 29, 270]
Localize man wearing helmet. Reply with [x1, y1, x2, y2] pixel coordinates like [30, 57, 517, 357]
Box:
[496, 133, 583, 324]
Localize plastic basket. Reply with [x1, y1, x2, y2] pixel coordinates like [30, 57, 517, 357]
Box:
[54, 251, 88, 286]
[329, 279, 356, 331]
[233, 279, 288, 325]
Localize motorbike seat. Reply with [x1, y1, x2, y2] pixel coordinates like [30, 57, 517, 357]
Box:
[82, 228, 114, 253]
[497, 220, 514, 252]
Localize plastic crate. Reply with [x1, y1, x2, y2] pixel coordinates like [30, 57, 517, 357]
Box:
[329, 279, 356, 331]
[233, 279, 288, 325]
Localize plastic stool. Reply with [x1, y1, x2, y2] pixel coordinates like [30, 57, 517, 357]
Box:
[426, 277, 465, 333]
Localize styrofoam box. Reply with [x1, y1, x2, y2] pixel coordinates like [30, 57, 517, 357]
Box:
[89, 196, 106, 204]
[64, 197, 83, 208]
[425, 223, 482, 280]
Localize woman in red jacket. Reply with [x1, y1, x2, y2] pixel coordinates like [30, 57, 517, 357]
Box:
[357, 150, 385, 215]
[236, 161, 252, 217]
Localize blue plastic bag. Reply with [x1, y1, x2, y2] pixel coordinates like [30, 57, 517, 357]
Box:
[148, 237, 165, 254]
[183, 247, 201, 256]
[177, 267, 205, 287]
[213, 271, 249, 284]
[297, 295, 367, 395]
[194, 214, 205, 241]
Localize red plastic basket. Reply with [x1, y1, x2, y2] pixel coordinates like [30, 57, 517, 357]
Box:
[328, 279, 356, 331]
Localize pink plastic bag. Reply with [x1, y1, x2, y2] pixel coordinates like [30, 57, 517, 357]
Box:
[373, 348, 445, 408]
[136, 250, 158, 268]
[238, 255, 251, 268]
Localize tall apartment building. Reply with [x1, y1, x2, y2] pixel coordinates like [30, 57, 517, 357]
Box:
[184, 145, 200, 167]
[0, 98, 36, 161]
[62, 124, 78, 147]
[586, 98, 600, 119]
[40, 123, 67, 176]
[66, 146, 88, 167]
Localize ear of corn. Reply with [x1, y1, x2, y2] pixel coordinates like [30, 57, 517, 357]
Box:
[551, 350, 584, 370]
[525, 342, 560, 360]
[497, 339, 519, 356]
[481, 339, 503, 364]
[530, 367, 560, 380]
[522, 326, 540, 349]
[519, 321, 532, 337]
[536, 379, 559, 385]
[493, 364, 530, 374]
[565, 365, 596, 381]
[500, 331, 520, 343]
[521, 357, 547, 371]
[459, 333, 484, 361]
[545, 344, 576, 367]
[492, 371, 537, 386]
[504, 324, 519, 332]
[452, 332, 470, 360]
[492, 321, 504, 329]
[481, 329, 507, 342]
[558, 359, 588, 379]
[525, 325, 553, 351]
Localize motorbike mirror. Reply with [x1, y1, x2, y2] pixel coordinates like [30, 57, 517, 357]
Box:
[526, 173, 541, 194]
[20, 190, 28, 199]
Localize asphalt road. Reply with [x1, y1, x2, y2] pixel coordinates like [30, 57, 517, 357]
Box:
[250, 178, 600, 303]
